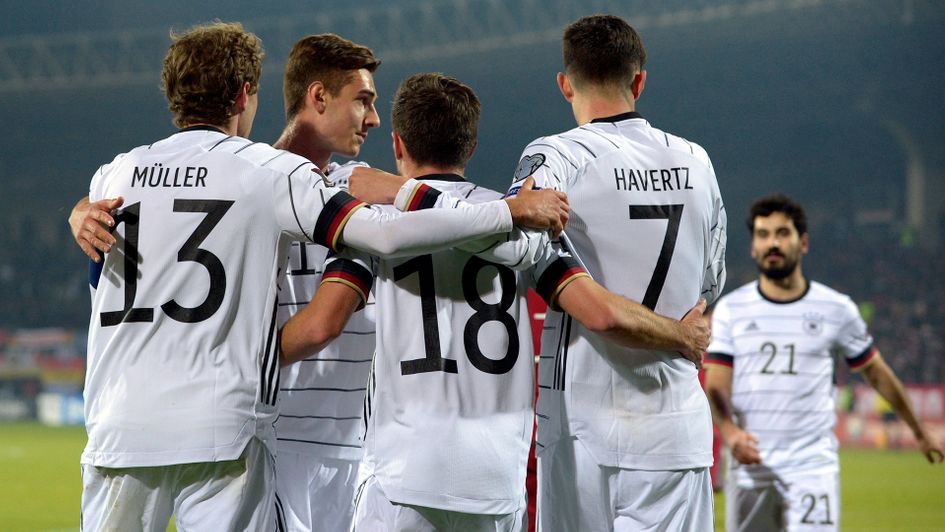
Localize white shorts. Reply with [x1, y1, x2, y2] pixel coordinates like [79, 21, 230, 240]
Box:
[274, 449, 359, 532]
[725, 472, 839, 532]
[537, 437, 713, 532]
[352, 475, 526, 532]
[81, 437, 275, 531]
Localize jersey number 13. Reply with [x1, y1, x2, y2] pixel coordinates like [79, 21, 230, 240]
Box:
[100, 199, 234, 326]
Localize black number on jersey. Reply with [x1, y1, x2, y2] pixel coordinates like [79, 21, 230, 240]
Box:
[395, 255, 518, 376]
[628, 204, 684, 310]
[462, 256, 519, 374]
[100, 199, 234, 326]
[99, 202, 153, 326]
[800, 493, 834, 525]
[759, 342, 798, 375]
[289, 242, 319, 276]
[394, 255, 458, 375]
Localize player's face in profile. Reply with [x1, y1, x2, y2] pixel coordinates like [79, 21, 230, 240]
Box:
[322, 69, 380, 157]
[750, 212, 807, 280]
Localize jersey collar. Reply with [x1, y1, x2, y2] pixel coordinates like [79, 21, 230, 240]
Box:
[179, 124, 227, 134]
[590, 111, 645, 124]
[756, 277, 811, 304]
[414, 172, 466, 182]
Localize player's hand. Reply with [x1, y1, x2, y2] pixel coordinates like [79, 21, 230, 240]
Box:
[677, 298, 710, 368]
[505, 176, 569, 237]
[349, 167, 408, 205]
[729, 429, 762, 465]
[917, 434, 944, 464]
[69, 196, 123, 263]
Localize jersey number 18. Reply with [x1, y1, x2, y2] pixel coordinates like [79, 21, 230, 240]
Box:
[394, 255, 519, 376]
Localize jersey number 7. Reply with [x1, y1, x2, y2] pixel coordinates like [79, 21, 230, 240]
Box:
[629, 204, 684, 310]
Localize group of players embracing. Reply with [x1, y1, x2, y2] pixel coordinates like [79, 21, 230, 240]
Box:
[69, 11, 940, 532]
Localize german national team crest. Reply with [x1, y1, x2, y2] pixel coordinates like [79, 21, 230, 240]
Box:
[802, 312, 824, 336]
[513, 153, 546, 182]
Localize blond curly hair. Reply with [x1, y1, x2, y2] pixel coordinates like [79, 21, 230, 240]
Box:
[161, 21, 264, 128]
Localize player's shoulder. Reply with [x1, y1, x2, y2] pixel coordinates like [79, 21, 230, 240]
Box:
[95, 138, 166, 178]
[223, 142, 315, 176]
[427, 177, 500, 204]
[714, 280, 761, 308]
[554, 123, 623, 161]
[804, 280, 858, 309]
[515, 126, 615, 185]
[325, 160, 370, 187]
[644, 122, 713, 168]
[519, 132, 582, 171]
[162, 131, 320, 177]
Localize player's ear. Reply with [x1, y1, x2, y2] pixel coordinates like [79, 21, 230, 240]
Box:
[557, 72, 574, 102]
[231, 81, 251, 114]
[309, 81, 329, 113]
[392, 132, 405, 161]
[631, 70, 646, 101]
[466, 140, 477, 163]
[800, 232, 810, 255]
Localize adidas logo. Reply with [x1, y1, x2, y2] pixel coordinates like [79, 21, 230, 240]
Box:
[745, 321, 759, 332]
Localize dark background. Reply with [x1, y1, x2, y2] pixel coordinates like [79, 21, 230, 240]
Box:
[2, 0, 943, 346]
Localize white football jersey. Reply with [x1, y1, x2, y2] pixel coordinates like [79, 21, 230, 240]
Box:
[514, 112, 727, 470]
[276, 161, 376, 460]
[84, 128, 368, 468]
[707, 280, 876, 486]
[328, 175, 586, 514]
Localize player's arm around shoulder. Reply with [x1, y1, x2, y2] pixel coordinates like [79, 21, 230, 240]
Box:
[348, 164, 571, 235]
[553, 276, 710, 366]
[856, 352, 944, 464]
[69, 195, 125, 263]
[279, 253, 372, 366]
[347, 165, 403, 205]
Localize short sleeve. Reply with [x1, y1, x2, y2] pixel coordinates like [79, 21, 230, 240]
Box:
[321, 248, 376, 309]
[835, 297, 876, 370]
[527, 241, 590, 310]
[706, 298, 734, 367]
[89, 152, 127, 202]
[271, 163, 367, 252]
[507, 138, 574, 195]
[703, 184, 727, 305]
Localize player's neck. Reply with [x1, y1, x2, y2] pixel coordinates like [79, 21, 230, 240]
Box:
[274, 120, 332, 169]
[573, 91, 635, 126]
[758, 268, 807, 302]
[399, 160, 465, 180]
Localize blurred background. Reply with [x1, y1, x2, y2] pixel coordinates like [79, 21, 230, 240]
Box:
[0, 0, 943, 527]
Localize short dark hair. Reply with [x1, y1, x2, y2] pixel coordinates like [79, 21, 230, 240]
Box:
[391, 73, 480, 169]
[747, 193, 808, 235]
[562, 14, 646, 90]
[162, 21, 264, 128]
[283, 33, 380, 120]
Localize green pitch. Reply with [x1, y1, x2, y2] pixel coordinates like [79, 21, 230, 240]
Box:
[1, 422, 942, 531]
[713, 449, 945, 531]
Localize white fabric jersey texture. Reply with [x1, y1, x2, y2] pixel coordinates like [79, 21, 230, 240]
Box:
[84, 129, 366, 468]
[276, 161, 376, 460]
[514, 111, 728, 470]
[84, 130, 514, 469]
[330, 175, 583, 515]
[707, 280, 875, 486]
